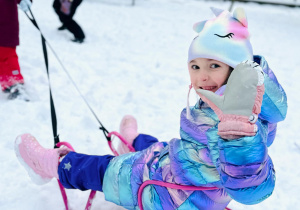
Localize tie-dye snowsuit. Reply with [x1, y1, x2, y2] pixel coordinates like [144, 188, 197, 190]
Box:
[103, 55, 287, 210]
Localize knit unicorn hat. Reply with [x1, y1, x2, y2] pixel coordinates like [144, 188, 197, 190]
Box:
[188, 7, 253, 68]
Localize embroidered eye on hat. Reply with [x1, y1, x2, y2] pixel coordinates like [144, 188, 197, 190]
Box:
[188, 7, 253, 68]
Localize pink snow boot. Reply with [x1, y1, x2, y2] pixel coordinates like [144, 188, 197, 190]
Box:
[15, 133, 72, 184]
[117, 115, 139, 155]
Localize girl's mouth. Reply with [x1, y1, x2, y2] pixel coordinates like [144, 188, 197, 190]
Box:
[200, 86, 217, 91]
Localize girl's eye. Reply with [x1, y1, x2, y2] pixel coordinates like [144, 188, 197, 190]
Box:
[211, 64, 220, 69]
[191, 65, 199, 70]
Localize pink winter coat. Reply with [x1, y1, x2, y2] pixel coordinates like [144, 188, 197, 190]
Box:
[0, 0, 22, 47]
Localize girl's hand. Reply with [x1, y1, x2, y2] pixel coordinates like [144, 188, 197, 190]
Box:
[197, 61, 265, 139]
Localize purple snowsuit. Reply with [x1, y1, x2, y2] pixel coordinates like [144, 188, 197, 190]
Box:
[58, 55, 287, 209]
[102, 55, 287, 209]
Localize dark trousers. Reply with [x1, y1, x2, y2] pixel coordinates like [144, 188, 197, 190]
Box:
[53, 0, 85, 39]
[58, 134, 159, 191]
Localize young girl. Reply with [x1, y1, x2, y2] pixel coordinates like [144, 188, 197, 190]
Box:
[15, 7, 287, 209]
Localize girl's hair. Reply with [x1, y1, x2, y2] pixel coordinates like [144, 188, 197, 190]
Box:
[224, 66, 234, 85]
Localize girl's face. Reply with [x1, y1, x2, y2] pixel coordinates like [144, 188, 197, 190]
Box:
[188, 58, 231, 93]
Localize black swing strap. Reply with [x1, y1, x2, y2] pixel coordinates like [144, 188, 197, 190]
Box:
[24, 8, 107, 210]
[24, 9, 111, 147]
[24, 9, 60, 147]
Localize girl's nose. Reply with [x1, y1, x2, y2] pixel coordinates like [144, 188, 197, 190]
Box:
[198, 71, 208, 81]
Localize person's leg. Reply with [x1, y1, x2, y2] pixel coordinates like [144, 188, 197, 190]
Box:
[67, 0, 85, 40]
[54, 0, 85, 41]
[65, 20, 85, 41]
[132, 134, 159, 151]
[117, 115, 139, 154]
[53, 0, 70, 28]
[68, 0, 82, 19]
[15, 134, 70, 183]
[15, 133, 114, 191]
[0, 46, 24, 91]
[118, 115, 159, 153]
[52, 0, 61, 15]
[58, 152, 114, 191]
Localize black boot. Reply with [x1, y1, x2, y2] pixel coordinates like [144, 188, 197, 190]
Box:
[71, 37, 84, 43]
[58, 25, 67, 30]
[5, 84, 30, 102]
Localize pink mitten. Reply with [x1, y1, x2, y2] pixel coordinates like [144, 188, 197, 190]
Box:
[197, 61, 265, 139]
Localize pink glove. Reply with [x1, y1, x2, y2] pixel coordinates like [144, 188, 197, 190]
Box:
[197, 61, 265, 139]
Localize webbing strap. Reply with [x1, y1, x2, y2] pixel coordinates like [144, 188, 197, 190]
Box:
[106, 133, 230, 210]
[137, 180, 220, 210]
[24, 8, 112, 146]
[25, 9, 60, 147]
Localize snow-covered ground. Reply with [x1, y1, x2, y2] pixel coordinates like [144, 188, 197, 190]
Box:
[1, 0, 299, 209]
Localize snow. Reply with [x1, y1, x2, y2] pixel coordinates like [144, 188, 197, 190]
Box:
[1, 0, 299, 209]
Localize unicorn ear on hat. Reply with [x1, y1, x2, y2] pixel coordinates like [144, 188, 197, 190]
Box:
[210, 7, 224, 17]
[193, 20, 207, 33]
[233, 7, 248, 27]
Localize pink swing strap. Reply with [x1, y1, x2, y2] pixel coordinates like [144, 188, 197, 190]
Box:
[107, 131, 136, 156]
[56, 141, 97, 210]
[55, 131, 134, 210]
[137, 180, 231, 210]
[106, 132, 231, 210]
[86, 131, 135, 209]
[57, 180, 69, 210]
[56, 133, 231, 210]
